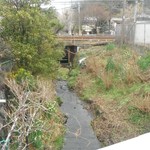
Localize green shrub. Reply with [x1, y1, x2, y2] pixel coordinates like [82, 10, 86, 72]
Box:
[1, 1, 64, 77]
[105, 57, 115, 72]
[68, 76, 77, 89]
[68, 68, 80, 89]
[28, 130, 43, 149]
[95, 77, 105, 89]
[69, 68, 80, 77]
[54, 135, 64, 150]
[138, 54, 150, 70]
[129, 106, 150, 129]
[56, 97, 63, 106]
[45, 101, 57, 119]
[13, 68, 36, 90]
[106, 43, 115, 51]
[57, 68, 69, 80]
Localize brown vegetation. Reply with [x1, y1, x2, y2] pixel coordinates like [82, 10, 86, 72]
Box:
[1, 78, 64, 150]
[71, 45, 150, 147]
[91, 98, 139, 146]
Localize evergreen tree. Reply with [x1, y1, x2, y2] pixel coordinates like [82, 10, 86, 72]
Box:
[0, 0, 63, 77]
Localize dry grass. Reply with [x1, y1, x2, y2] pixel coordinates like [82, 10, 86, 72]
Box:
[137, 69, 150, 83]
[100, 71, 114, 90]
[75, 75, 92, 94]
[36, 78, 56, 103]
[75, 45, 150, 147]
[3, 78, 64, 150]
[85, 56, 115, 90]
[36, 78, 65, 150]
[83, 46, 142, 89]
[123, 54, 141, 84]
[86, 56, 104, 76]
[131, 89, 150, 113]
[91, 97, 139, 146]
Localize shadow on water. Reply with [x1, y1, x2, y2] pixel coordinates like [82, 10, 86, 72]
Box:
[56, 80, 100, 150]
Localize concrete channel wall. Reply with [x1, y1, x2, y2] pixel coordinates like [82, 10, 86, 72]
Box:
[0, 60, 12, 143]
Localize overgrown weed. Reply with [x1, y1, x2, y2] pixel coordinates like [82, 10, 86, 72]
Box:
[68, 67, 80, 89]
[138, 53, 150, 70]
[4, 76, 65, 150]
[71, 44, 150, 147]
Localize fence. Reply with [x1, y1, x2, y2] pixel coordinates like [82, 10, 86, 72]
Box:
[116, 21, 150, 47]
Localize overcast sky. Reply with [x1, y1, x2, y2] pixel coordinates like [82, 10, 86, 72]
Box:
[51, 0, 78, 12]
[41, 0, 74, 13]
[52, 0, 70, 12]
[41, 0, 87, 14]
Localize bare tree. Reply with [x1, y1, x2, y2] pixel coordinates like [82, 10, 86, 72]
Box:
[79, 3, 110, 33]
[0, 78, 61, 150]
[59, 9, 75, 35]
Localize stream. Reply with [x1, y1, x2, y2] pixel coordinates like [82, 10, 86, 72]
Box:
[56, 80, 100, 150]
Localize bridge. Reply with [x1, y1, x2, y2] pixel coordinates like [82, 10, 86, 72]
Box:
[58, 35, 115, 65]
[57, 35, 115, 46]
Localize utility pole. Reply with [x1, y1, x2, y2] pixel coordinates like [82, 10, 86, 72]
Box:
[121, 0, 126, 45]
[141, 0, 144, 15]
[78, 2, 81, 35]
[134, 0, 138, 22]
[133, 0, 138, 45]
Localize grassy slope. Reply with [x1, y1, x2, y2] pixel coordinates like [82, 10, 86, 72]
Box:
[8, 77, 65, 150]
[67, 44, 150, 147]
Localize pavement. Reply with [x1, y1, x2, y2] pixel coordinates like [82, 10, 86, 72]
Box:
[99, 133, 150, 150]
[56, 80, 100, 150]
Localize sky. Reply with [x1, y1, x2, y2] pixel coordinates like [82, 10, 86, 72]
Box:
[51, 0, 71, 13]
[41, 0, 71, 13]
[41, 0, 79, 13]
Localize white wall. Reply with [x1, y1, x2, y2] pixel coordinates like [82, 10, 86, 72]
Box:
[134, 22, 150, 44]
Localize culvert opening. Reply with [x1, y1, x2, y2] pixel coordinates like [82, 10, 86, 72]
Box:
[60, 45, 78, 66]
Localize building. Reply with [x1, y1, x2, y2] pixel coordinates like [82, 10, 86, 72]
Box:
[114, 15, 150, 45]
[133, 15, 150, 45]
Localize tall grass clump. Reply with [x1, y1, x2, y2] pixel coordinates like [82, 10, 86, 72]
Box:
[138, 54, 150, 71]
[105, 57, 116, 71]
[68, 67, 80, 89]
[73, 45, 150, 147]
[106, 43, 116, 51]
[76, 45, 149, 99]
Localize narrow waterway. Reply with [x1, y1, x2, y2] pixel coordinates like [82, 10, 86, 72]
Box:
[56, 80, 100, 150]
